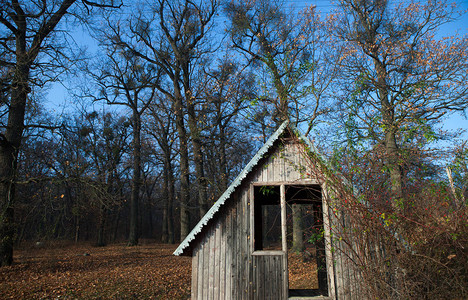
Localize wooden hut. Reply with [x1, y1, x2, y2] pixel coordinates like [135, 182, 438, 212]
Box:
[174, 121, 363, 299]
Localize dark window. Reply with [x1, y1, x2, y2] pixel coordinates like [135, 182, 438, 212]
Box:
[253, 185, 282, 251]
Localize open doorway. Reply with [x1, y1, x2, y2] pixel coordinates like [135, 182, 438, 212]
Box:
[286, 185, 328, 297]
[252, 184, 328, 297]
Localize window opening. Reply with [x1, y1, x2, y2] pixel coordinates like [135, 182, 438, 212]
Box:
[253, 185, 282, 251]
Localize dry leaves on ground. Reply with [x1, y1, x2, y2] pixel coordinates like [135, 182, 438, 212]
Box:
[0, 242, 191, 299]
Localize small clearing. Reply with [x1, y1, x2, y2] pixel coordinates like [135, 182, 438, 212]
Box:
[0, 242, 191, 299]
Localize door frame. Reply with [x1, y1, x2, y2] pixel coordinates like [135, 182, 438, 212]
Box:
[250, 182, 336, 298]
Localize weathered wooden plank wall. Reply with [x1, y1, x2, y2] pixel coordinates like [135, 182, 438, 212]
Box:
[191, 136, 373, 299]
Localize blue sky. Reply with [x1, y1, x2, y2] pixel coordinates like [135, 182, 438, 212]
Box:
[45, 0, 467, 144]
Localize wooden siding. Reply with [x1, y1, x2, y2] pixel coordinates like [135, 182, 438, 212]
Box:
[251, 139, 319, 184]
[190, 137, 366, 299]
[190, 138, 309, 299]
[191, 182, 288, 299]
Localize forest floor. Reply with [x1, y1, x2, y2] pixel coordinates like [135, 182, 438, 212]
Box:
[0, 241, 319, 299]
[0, 242, 191, 299]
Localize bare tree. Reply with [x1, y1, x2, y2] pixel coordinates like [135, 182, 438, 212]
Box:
[107, 0, 219, 239]
[225, 0, 338, 133]
[0, 0, 121, 266]
[86, 44, 157, 245]
[146, 96, 177, 243]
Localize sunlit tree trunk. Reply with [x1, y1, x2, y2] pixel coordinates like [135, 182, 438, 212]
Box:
[374, 53, 404, 203]
[291, 204, 304, 253]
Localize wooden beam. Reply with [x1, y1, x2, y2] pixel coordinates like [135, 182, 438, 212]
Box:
[280, 184, 288, 299]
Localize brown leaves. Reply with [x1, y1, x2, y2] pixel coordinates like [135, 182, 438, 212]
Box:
[288, 250, 318, 290]
[0, 243, 191, 299]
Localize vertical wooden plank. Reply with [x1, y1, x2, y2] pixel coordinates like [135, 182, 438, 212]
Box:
[197, 239, 204, 300]
[202, 238, 209, 300]
[251, 255, 257, 299]
[270, 256, 275, 299]
[225, 208, 232, 299]
[279, 145, 284, 181]
[219, 218, 226, 300]
[192, 245, 199, 300]
[277, 255, 283, 300]
[244, 190, 252, 298]
[234, 197, 240, 300]
[241, 190, 247, 299]
[273, 147, 280, 181]
[205, 228, 212, 300]
[242, 190, 249, 299]
[280, 184, 288, 299]
[259, 157, 265, 183]
[249, 185, 257, 299]
[322, 185, 336, 299]
[266, 153, 271, 182]
[229, 202, 236, 299]
[258, 256, 264, 300]
[214, 222, 221, 300]
[265, 256, 271, 300]
[264, 257, 269, 300]
[272, 256, 278, 300]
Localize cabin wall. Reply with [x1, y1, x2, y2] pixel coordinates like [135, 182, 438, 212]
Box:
[192, 184, 279, 299]
[191, 138, 367, 299]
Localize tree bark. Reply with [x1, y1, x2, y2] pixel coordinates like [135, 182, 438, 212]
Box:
[219, 126, 228, 191]
[0, 26, 30, 268]
[128, 109, 141, 246]
[373, 56, 404, 202]
[174, 88, 190, 240]
[187, 100, 208, 218]
[291, 204, 304, 253]
[0, 0, 79, 267]
[161, 144, 175, 244]
[96, 205, 107, 247]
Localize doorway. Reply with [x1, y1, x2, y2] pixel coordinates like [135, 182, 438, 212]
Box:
[252, 184, 329, 297]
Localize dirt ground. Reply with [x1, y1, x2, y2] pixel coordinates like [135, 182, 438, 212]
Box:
[0, 242, 319, 299]
[0, 242, 192, 299]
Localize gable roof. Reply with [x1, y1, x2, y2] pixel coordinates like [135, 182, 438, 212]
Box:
[173, 120, 411, 257]
[174, 121, 321, 256]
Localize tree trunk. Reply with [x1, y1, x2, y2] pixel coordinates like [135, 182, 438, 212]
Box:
[161, 168, 169, 243]
[219, 125, 229, 191]
[0, 40, 30, 267]
[161, 141, 175, 244]
[96, 205, 107, 247]
[187, 101, 208, 218]
[385, 129, 403, 200]
[291, 204, 304, 253]
[373, 56, 404, 203]
[128, 110, 141, 246]
[174, 89, 190, 240]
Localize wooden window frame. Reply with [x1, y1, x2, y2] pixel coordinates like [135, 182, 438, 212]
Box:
[250, 183, 287, 255]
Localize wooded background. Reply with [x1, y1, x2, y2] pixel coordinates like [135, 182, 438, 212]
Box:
[0, 1, 467, 297]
